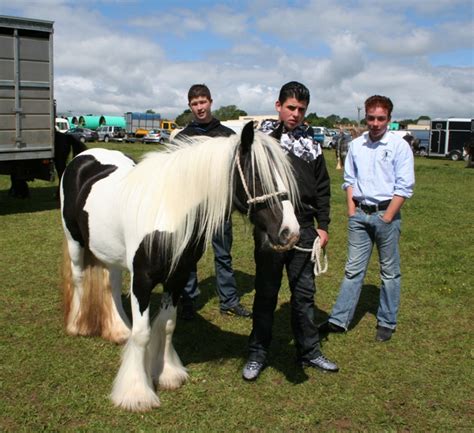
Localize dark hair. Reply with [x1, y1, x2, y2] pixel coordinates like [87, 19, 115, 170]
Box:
[365, 95, 393, 117]
[278, 81, 310, 104]
[187, 84, 212, 103]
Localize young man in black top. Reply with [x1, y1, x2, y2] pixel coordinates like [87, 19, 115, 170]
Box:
[243, 81, 339, 381]
[177, 84, 251, 320]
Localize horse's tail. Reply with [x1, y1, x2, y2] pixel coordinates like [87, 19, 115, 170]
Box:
[62, 238, 115, 339]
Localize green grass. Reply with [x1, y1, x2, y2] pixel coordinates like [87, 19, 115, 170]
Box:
[1, 143, 473, 432]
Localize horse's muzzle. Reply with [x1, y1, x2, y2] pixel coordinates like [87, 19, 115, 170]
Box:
[270, 229, 300, 252]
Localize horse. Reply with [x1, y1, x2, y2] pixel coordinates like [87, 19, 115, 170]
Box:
[60, 121, 300, 411]
[54, 131, 87, 197]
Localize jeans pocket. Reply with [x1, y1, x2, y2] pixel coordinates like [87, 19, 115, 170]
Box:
[377, 213, 391, 224]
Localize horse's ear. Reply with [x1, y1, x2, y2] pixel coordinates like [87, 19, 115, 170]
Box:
[240, 121, 255, 154]
[270, 121, 284, 141]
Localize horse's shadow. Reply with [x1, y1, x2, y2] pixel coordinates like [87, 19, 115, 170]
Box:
[121, 284, 341, 385]
[191, 270, 255, 308]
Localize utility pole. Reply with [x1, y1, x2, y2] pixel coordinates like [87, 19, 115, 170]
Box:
[357, 107, 362, 125]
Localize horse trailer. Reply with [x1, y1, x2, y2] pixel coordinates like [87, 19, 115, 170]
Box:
[0, 15, 56, 181]
[429, 118, 474, 161]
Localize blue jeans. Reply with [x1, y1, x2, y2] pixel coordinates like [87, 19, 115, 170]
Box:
[182, 218, 240, 310]
[329, 208, 402, 330]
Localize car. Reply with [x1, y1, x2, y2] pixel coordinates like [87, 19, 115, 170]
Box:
[142, 129, 169, 144]
[96, 125, 125, 142]
[65, 127, 98, 143]
[312, 126, 333, 148]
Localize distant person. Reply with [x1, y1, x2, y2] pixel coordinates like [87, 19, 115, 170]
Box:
[242, 81, 338, 382]
[464, 133, 474, 168]
[335, 128, 350, 169]
[176, 84, 251, 320]
[320, 95, 415, 342]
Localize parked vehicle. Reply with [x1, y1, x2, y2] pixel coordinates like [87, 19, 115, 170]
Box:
[66, 127, 98, 143]
[142, 129, 166, 144]
[312, 126, 333, 148]
[429, 118, 473, 160]
[55, 118, 70, 134]
[96, 125, 125, 142]
[125, 112, 178, 142]
[0, 16, 55, 184]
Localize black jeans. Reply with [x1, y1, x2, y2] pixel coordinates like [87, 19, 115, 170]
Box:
[248, 225, 322, 363]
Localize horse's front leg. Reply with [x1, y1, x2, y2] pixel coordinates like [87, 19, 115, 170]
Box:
[110, 273, 159, 412]
[149, 291, 188, 390]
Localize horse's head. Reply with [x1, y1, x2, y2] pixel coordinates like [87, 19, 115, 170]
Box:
[233, 122, 300, 251]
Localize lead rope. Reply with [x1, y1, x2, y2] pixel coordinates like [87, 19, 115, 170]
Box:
[294, 237, 328, 276]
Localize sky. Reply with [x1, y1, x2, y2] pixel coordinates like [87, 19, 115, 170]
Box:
[1, 0, 473, 121]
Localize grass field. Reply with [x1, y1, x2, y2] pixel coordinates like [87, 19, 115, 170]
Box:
[0, 142, 472, 432]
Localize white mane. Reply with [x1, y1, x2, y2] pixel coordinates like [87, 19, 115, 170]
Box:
[121, 131, 298, 270]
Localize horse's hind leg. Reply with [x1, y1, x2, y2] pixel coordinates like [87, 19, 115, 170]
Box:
[63, 237, 85, 336]
[100, 266, 131, 344]
[149, 291, 188, 390]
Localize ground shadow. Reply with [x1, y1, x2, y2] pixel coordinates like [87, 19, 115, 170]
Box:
[0, 185, 59, 215]
[348, 284, 379, 330]
[190, 270, 255, 309]
[119, 290, 332, 385]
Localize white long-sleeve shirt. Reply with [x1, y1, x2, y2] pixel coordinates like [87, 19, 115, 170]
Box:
[343, 130, 415, 205]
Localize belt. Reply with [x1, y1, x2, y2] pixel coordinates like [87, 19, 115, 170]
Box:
[353, 199, 391, 213]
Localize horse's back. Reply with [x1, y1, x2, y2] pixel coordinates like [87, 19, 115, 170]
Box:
[61, 148, 135, 249]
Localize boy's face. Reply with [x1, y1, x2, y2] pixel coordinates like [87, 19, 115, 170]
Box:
[189, 96, 213, 123]
[276, 97, 308, 131]
[366, 105, 390, 142]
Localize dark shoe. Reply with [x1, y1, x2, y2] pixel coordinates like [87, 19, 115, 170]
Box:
[300, 355, 339, 372]
[319, 320, 345, 334]
[220, 303, 252, 318]
[375, 325, 394, 342]
[179, 302, 196, 320]
[242, 360, 265, 381]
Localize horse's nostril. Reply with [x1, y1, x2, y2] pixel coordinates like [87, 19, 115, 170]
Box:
[280, 228, 290, 243]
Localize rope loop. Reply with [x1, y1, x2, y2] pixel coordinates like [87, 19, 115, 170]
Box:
[294, 236, 328, 276]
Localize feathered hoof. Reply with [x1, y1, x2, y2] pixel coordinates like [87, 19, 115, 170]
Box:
[102, 328, 131, 345]
[111, 388, 161, 412]
[156, 367, 189, 390]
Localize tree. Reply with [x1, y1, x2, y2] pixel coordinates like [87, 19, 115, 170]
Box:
[212, 105, 247, 121]
[175, 109, 193, 127]
[146, 109, 155, 114]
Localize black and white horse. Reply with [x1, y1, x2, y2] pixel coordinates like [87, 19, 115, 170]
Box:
[60, 122, 300, 411]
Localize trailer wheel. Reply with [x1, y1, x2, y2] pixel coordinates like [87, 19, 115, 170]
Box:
[449, 151, 461, 161]
[418, 147, 427, 157]
[80, 136, 86, 144]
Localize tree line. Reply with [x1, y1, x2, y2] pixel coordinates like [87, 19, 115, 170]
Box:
[173, 105, 430, 128]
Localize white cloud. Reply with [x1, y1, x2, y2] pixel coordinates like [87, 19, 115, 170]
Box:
[2, 0, 472, 120]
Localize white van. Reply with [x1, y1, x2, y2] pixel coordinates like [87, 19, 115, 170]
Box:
[96, 125, 125, 142]
[55, 118, 69, 133]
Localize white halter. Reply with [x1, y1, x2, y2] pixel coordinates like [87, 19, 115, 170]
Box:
[235, 153, 288, 216]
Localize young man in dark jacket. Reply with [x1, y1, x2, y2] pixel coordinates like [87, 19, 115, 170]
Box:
[176, 84, 251, 320]
[243, 81, 339, 381]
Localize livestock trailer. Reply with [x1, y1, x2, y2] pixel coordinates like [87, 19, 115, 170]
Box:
[0, 15, 55, 181]
[429, 118, 474, 160]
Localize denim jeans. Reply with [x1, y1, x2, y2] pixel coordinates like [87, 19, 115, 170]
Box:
[182, 218, 240, 310]
[329, 208, 401, 330]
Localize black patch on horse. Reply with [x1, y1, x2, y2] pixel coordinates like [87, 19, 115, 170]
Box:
[62, 154, 118, 248]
